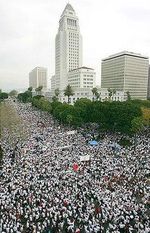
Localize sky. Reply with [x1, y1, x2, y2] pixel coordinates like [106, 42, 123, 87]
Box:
[0, 0, 150, 91]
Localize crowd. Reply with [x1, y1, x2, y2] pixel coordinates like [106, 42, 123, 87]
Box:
[0, 100, 150, 233]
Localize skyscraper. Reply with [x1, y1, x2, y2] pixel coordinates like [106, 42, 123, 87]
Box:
[101, 51, 149, 100]
[54, 3, 82, 90]
[29, 67, 47, 90]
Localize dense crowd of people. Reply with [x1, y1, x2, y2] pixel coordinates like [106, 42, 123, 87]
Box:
[0, 100, 150, 233]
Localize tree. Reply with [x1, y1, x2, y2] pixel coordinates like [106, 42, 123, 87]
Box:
[66, 114, 73, 128]
[129, 99, 150, 108]
[27, 87, 33, 99]
[95, 92, 100, 100]
[64, 85, 74, 103]
[131, 117, 144, 134]
[112, 89, 116, 100]
[89, 101, 108, 126]
[92, 87, 97, 96]
[52, 88, 60, 102]
[52, 96, 58, 102]
[141, 107, 150, 126]
[55, 88, 60, 98]
[92, 87, 99, 101]
[0, 92, 8, 100]
[9, 90, 18, 97]
[35, 86, 43, 95]
[126, 91, 131, 101]
[28, 86, 33, 92]
[107, 88, 113, 101]
[51, 101, 62, 114]
[17, 91, 32, 103]
[38, 98, 52, 112]
[32, 95, 44, 107]
[74, 98, 92, 122]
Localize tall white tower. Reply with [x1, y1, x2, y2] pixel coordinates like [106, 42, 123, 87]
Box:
[55, 3, 82, 90]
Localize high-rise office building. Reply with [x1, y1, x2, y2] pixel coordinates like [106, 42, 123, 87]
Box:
[54, 3, 82, 90]
[51, 75, 56, 92]
[29, 67, 47, 90]
[101, 51, 149, 100]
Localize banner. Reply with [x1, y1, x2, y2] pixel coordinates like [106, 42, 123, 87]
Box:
[66, 130, 77, 135]
[80, 155, 90, 162]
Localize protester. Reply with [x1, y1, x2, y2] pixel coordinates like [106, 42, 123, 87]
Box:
[0, 100, 150, 233]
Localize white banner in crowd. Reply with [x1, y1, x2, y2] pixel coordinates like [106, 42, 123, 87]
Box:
[54, 145, 72, 150]
[80, 155, 90, 162]
[66, 130, 77, 135]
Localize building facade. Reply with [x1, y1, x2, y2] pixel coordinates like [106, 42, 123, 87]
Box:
[29, 67, 47, 90]
[68, 67, 96, 88]
[101, 51, 149, 100]
[54, 3, 82, 90]
[51, 75, 56, 92]
[47, 88, 124, 104]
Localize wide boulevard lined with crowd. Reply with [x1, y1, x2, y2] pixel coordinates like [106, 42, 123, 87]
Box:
[0, 100, 150, 233]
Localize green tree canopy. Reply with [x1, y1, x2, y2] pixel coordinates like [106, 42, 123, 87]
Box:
[0, 92, 8, 100]
[9, 90, 18, 97]
[35, 86, 43, 95]
[52, 96, 58, 102]
[131, 117, 144, 134]
[22, 88, 146, 135]
[17, 91, 32, 103]
[74, 98, 92, 122]
[28, 86, 33, 92]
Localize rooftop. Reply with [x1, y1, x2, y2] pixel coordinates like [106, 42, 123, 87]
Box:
[69, 66, 94, 72]
[102, 51, 149, 61]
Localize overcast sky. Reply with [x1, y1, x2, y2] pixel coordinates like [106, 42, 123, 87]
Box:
[0, 0, 150, 91]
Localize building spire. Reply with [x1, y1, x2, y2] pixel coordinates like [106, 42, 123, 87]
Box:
[63, 2, 74, 13]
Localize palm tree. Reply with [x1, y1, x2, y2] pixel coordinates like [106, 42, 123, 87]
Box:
[27, 86, 33, 99]
[112, 89, 116, 101]
[95, 92, 100, 100]
[126, 91, 131, 101]
[64, 85, 74, 104]
[28, 86, 33, 92]
[55, 88, 60, 97]
[107, 88, 113, 101]
[54, 88, 60, 101]
[35, 86, 43, 95]
[92, 87, 99, 101]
